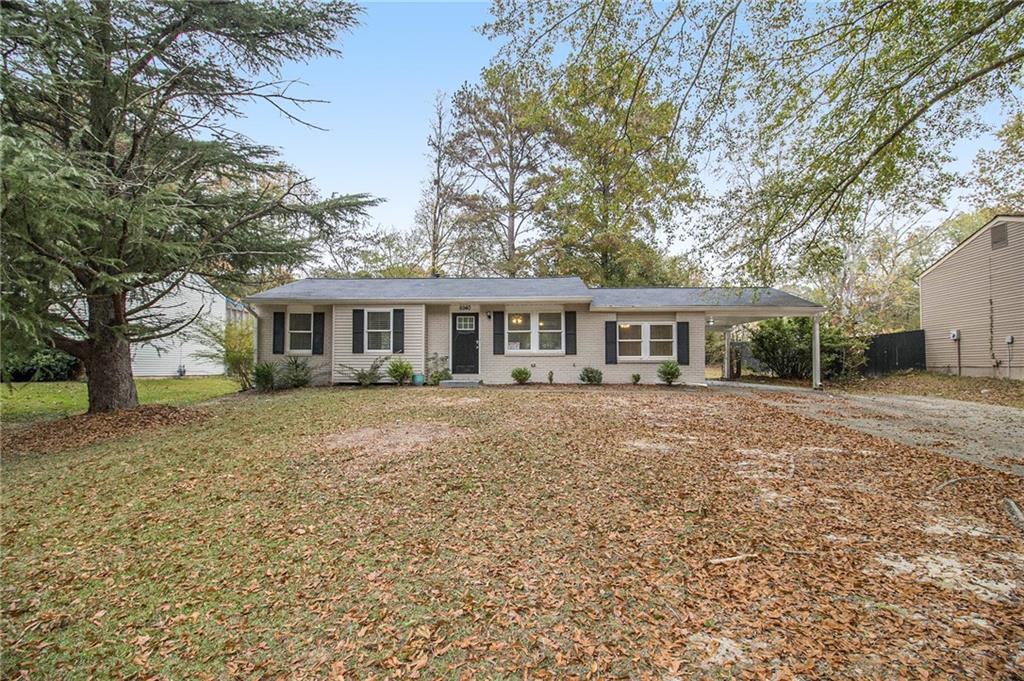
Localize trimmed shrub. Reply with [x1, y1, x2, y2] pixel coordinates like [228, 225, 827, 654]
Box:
[749, 317, 865, 380]
[253, 362, 276, 391]
[425, 353, 452, 386]
[511, 367, 531, 384]
[631, 373, 641, 385]
[1, 347, 81, 382]
[387, 358, 414, 386]
[339, 355, 388, 387]
[279, 357, 312, 389]
[657, 360, 681, 385]
[578, 367, 603, 384]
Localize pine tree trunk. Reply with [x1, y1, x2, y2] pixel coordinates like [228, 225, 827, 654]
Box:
[85, 337, 139, 413]
[84, 295, 139, 413]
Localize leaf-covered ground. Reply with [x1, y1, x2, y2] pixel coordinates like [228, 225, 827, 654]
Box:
[841, 371, 1024, 410]
[3, 386, 1023, 678]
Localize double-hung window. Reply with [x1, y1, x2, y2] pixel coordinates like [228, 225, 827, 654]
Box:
[287, 306, 313, 354]
[366, 310, 392, 352]
[617, 322, 675, 360]
[507, 311, 564, 353]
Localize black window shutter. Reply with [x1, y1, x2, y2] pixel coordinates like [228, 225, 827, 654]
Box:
[492, 311, 505, 355]
[677, 321, 690, 365]
[392, 309, 404, 353]
[352, 309, 364, 354]
[604, 320, 617, 364]
[272, 312, 285, 354]
[565, 311, 577, 355]
[312, 312, 325, 355]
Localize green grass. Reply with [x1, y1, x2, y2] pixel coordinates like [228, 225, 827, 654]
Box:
[0, 376, 240, 424]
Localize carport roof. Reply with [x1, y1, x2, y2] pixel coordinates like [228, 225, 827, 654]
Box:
[589, 287, 821, 310]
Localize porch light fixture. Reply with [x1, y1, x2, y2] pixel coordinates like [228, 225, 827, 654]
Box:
[708, 317, 715, 326]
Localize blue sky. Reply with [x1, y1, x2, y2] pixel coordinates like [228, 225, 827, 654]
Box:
[232, 1, 1009, 237]
[234, 1, 497, 232]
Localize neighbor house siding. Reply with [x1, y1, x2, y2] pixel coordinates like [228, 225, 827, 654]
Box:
[131, 276, 227, 377]
[254, 304, 334, 385]
[921, 217, 1024, 379]
[331, 304, 426, 383]
[476, 304, 706, 385]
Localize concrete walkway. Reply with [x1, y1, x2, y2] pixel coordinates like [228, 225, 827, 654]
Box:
[712, 382, 1024, 476]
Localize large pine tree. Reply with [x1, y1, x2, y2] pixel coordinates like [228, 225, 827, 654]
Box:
[1, 1, 376, 412]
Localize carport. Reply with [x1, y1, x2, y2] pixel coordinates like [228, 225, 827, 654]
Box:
[589, 287, 826, 389]
[703, 295, 826, 390]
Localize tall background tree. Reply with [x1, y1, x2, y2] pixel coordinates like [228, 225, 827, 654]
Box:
[536, 51, 700, 286]
[414, 93, 473, 276]
[1, 0, 376, 412]
[486, 0, 1024, 286]
[451, 63, 550, 276]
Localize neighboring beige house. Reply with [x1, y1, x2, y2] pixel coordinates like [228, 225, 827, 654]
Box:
[244, 278, 825, 386]
[920, 214, 1024, 380]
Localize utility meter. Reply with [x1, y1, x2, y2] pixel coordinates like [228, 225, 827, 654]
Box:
[1008, 335, 1015, 345]
[949, 329, 960, 341]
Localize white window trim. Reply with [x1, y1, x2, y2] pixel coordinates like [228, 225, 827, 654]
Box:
[506, 310, 565, 355]
[286, 305, 314, 356]
[617, 321, 676, 362]
[364, 308, 393, 354]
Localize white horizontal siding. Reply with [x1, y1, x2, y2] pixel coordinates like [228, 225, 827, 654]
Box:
[253, 304, 334, 385]
[478, 305, 706, 385]
[131, 279, 226, 377]
[332, 304, 426, 383]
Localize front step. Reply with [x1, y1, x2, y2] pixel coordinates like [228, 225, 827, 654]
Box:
[440, 380, 481, 389]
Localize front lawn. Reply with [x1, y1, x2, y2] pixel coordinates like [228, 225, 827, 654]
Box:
[3, 387, 1022, 677]
[0, 376, 239, 424]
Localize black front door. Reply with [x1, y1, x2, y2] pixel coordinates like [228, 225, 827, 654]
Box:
[451, 313, 479, 374]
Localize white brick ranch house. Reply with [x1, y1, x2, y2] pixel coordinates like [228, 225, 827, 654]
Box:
[243, 277, 825, 386]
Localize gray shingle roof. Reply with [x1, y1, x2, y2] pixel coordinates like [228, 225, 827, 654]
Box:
[245, 276, 593, 302]
[245, 277, 821, 309]
[589, 287, 821, 309]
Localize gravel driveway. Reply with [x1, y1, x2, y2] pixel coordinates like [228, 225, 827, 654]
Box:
[713, 382, 1024, 476]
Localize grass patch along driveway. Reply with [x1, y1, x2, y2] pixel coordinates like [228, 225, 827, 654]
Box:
[3, 386, 1023, 678]
[0, 376, 239, 424]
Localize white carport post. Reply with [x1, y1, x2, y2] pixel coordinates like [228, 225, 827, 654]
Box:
[812, 313, 822, 390]
[723, 328, 733, 380]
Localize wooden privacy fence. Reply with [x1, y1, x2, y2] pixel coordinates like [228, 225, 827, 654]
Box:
[861, 329, 926, 375]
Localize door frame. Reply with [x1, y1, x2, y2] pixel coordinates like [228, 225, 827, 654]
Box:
[450, 312, 480, 374]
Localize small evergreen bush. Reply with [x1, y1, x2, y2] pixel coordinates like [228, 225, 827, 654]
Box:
[631, 373, 641, 385]
[387, 358, 414, 385]
[280, 356, 312, 388]
[578, 367, 603, 384]
[253, 362, 276, 391]
[1, 348, 81, 382]
[339, 356, 388, 387]
[657, 360, 681, 385]
[547, 370, 554, 384]
[511, 367, 531, 384]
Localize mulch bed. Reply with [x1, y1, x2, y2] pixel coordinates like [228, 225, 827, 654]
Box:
[1, 404, 209, 455]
